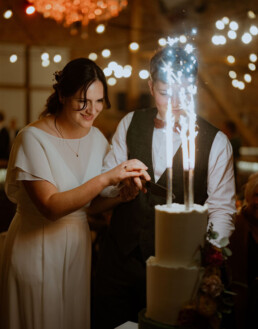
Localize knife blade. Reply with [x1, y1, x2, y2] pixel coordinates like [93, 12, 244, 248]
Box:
[145, 181, 167, 198]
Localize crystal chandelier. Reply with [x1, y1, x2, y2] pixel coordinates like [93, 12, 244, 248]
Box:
[28, 0, 128, 27]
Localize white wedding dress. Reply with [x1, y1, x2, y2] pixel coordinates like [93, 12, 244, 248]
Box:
[0, 126, 109, 329]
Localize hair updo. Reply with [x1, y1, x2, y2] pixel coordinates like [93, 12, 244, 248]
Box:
[40, 58, 110, 118]
[53, 70, 62, 83]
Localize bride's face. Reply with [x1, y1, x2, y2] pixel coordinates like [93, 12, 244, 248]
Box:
[62, 80, 105, 129]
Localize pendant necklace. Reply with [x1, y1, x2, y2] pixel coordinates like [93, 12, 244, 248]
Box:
[54, 117, 81, 157]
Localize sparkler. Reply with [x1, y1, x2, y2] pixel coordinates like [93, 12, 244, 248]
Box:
[162, 37, 198, 209]
[165, 95, 174, 206]
[179, 79, 197, 210]
[162, 60, 178, 206]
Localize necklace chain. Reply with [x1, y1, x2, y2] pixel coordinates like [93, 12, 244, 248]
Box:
[54, 117, 80, 157]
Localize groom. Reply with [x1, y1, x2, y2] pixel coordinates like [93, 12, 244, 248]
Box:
[92, 42, 236, 329]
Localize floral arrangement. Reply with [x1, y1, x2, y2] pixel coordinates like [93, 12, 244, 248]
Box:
[178, 223, 235, 329]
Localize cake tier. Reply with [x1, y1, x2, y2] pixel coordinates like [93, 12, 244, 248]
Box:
[155, 203, 208, 266]
[146, 257, 203, 326]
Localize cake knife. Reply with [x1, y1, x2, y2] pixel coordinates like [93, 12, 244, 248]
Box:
[145, 181, 170, 198]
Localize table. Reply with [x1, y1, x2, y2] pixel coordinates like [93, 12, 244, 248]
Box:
[115, 321, 138, 329]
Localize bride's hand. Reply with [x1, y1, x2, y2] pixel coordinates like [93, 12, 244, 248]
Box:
[103, 159, 150, 187]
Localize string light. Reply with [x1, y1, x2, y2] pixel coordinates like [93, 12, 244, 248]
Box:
[248, 63, 256, 71]
[228, 30, 237, 39]
[247, 11, 256, 19]
[212, 11, 258, 89]
[249, 53, 257, 62]
[242, 32, 252, 44]
[88, 53, 98, 61]
[250, 25, 258, 35]
[107, 77, 117, 86]
[53, 54, 62, 63]
[101, 49, 111, 58]
[238, 81, 245, 90]
[216, 20, 225, 30]
[108, 61, 118, 70]
[103, 61, 132, 80]
[227, 55, 235, 64]
[229, 21, 239, 30]
[103, 67, 112, 77]
[229, 71, 237, 79]
[222, 17, 230, 24]
[211, 35, 226, 45]
[96, 24, 105, 34]
[124, 64, 132, 71]
[139, 70, 149, 79]
[123, 66, 131, 78]
[41, 52, 49, 61]
[9, 54, 18, 63]
[129, 42, 139, 51]
[6, 50, 64, 67]
[114, 65, 123, 78]
[42, 59, 50, 67]
[3, 9, 13, 19]
[244, 74, 252, 83]
[158, 38, 167, 46]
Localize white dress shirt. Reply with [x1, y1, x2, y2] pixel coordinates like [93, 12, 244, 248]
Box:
[102, 111, 236, 247]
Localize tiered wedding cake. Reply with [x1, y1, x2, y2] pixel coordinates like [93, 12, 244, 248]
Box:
[139, 203, 208, 328]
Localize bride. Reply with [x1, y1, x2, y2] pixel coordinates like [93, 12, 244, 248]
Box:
[0, 57, 150, 329]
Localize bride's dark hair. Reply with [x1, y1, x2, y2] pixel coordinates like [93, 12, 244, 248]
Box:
[40, 58, 110, 118]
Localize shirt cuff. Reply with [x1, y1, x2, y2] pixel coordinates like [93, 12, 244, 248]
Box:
[100, 185, 120, 198]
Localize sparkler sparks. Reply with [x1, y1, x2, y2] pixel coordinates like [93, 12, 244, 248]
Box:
[162, 36, 198, 209]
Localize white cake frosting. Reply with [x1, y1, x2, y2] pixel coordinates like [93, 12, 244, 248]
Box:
[146, 203, 208, 326]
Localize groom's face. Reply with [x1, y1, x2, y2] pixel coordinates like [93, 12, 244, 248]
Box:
[148, 79, 191, 122]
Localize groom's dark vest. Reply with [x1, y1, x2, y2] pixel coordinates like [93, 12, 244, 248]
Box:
[108, 108, 219, 261]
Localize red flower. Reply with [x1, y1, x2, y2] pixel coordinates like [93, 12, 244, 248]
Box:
[204, 246, 224, 267]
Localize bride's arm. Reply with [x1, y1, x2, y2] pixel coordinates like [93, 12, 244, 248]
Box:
[23, 159, 149, 221]
[86, 176, 148, 215]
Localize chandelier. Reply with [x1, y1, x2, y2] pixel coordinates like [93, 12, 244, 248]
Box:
[28, 0, 128, 27]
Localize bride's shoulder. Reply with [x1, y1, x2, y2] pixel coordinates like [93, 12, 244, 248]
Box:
[28, 116, 57, 136]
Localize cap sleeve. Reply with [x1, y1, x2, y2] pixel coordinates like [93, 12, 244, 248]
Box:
[5, 127, 56, 203]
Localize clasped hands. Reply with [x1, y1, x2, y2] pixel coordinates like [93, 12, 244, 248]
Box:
[118, 159, 151, 203]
